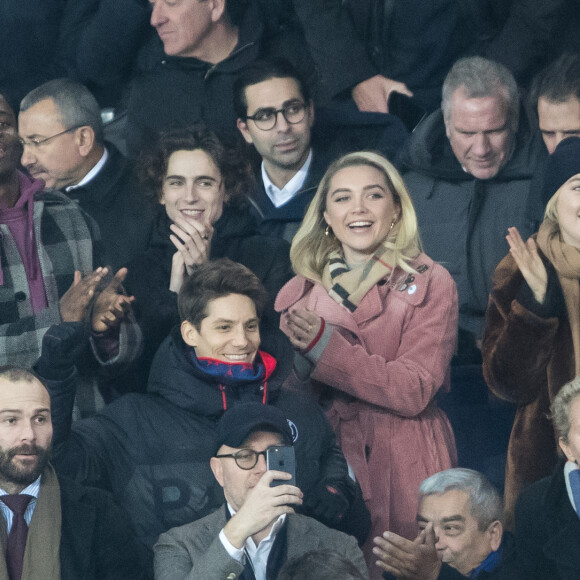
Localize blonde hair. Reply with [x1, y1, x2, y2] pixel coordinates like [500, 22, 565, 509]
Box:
[290, 151, 421, 280]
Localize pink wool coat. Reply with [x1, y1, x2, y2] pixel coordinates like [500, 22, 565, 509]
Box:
[276, 254, 458, 578]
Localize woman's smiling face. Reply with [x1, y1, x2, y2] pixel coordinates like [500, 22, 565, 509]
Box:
[161, 149, 225, 227]
[323, 164, 400, 266]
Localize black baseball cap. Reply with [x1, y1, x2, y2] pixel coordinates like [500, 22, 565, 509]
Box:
[215, 403, 293, 453]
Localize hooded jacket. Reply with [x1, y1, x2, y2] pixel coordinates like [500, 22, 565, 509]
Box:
[46, 323, 358, 553]
[399, 108, 546, 343]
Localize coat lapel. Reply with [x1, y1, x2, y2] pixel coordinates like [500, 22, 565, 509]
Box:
[541, 467, 580, 576]
[59, 483, 96, 579]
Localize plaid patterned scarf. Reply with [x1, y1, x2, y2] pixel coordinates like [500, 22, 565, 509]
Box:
[537, 219, 580, 375]
[321, 244, 396, 311]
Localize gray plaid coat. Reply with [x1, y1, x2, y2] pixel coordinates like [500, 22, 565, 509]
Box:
[0, 184, 95, 368]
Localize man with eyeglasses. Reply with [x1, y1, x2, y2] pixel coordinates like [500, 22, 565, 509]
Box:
[235, 59, 328, 243]
[18, 78, 156, 271]
[154, 401, 368, 580]
[0, 90, 109, 373]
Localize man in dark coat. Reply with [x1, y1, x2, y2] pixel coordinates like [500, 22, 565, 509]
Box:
[0, 367, 144, 579]
[259, 0, 578, 113]
[513, 375, 580, 579]
[19, 78, 156, 271]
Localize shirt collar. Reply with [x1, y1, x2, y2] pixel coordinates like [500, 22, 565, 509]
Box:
[261, 149, 312, 208]
[469, 542, 503, 578]
[66, 147, 109, 191]
[0, 476, 41, 498]
[227, 502, 286, 549]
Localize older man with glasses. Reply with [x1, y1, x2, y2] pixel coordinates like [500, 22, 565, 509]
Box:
[18, 78, 156, 271]
[154, 402, 368, 580]
[0, 90, 107, 372]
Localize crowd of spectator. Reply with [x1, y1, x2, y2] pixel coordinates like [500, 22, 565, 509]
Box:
[1, 1, 580, 578]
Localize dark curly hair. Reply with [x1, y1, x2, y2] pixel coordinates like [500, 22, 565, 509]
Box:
[138, 124, 254, 208]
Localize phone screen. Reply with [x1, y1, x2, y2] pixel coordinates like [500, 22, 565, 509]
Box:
[266, 446, 296, 487]
[388, 92, 428, 132]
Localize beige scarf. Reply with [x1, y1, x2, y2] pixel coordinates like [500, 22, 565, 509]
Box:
[321, 244, 397, 311]
[537, 220, 580, 375]
[0, 465, 61, 580]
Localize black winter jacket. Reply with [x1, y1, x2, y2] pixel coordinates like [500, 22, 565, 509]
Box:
[43, 323, 359, 551]
[515, 461, 580, 579]
[399, 108, 546, 345]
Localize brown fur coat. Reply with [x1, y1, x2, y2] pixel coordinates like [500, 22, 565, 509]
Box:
[482, 249, 575, 528]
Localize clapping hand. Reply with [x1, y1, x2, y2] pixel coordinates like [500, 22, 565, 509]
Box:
[169, 215, 213, 292]
[60, 267, 108, 322]
[506, 227, 548, 304]
[283, 309, 323, 351]
[91, 268, 135, 332]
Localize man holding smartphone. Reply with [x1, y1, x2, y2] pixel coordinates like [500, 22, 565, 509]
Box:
[154, 403, 367, 580]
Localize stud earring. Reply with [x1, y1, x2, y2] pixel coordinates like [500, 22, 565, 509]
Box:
[325, 226, 332, 237]
[390, 219, 396, 231]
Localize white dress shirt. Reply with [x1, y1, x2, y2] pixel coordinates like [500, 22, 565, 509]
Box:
[0, 477, 41, 533]
[262, 150, 312, 208]
[66, 148, 109, 191]
[219, 504, 286, 579]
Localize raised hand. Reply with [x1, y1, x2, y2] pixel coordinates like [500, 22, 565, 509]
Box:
[373, 523, 441, 580]
[60, 267, 108, 322]
[506, 227, 548, 304]
[91, 268, 135, 332]
[223, 471, 303, 549]
[283, 309, 323, 351]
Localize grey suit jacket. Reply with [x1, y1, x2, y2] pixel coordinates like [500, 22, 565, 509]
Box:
[153, 505, 368, 579]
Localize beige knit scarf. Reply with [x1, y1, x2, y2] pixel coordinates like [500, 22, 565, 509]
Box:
[0, 465, 61, 580]
[537, 220, 580, 375]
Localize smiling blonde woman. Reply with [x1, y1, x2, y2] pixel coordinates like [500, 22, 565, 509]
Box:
[276, 151, 458, 578]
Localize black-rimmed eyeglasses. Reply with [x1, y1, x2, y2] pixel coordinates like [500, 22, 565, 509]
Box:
[245, 102, 306, 131]
[215, 447, 274, 470]
[19, 125, 83, 149]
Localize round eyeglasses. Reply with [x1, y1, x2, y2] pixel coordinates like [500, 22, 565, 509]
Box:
[245, 102, 306, 131]
[215, 447, 274, 470]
